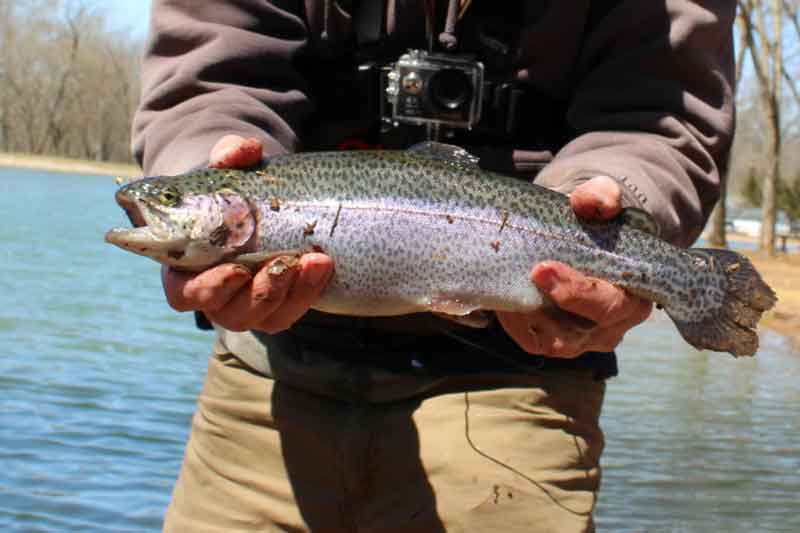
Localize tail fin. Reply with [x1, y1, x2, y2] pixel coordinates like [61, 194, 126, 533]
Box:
[668, 248, 777, 357]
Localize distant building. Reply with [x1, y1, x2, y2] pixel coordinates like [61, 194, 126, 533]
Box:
[727, 208, 793, 237]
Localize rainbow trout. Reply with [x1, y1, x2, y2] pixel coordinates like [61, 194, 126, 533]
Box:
[106, 142, 776, 356]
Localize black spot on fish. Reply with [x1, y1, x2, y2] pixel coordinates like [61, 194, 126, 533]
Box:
[209, 225, 229, 247]
[168, 250, 185, 260]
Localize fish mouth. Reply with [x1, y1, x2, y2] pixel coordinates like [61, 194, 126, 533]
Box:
[116, 189, 147, 228]
[105, 190, 170, 250]
[104, 225, 161, 248]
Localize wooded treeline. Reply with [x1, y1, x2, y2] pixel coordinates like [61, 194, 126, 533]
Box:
[710, 0, 800, 254]
[0, 0, 142, 163]
[1, 0, 799, 252]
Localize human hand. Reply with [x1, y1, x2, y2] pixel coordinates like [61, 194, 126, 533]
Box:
[497, 176, 653, 358]
[161, 135, 334, 333]
[208, 134, 263, 169]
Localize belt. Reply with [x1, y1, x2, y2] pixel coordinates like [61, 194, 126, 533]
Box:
[297, 309, 478, 335]
[286, 311, 618, 381]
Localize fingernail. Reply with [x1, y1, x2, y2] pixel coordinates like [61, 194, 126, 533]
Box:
[265, 261, 297, 289]
[305, 262, 330, 287]
[253, 261, 296, 301]
[267, 256, 299, 276]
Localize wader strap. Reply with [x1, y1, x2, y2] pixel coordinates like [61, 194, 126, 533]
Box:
[355, 0, 386, 46]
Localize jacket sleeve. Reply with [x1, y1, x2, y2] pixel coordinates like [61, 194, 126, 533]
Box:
[131, 0, 313, 176]
[533, 0, 736, 247]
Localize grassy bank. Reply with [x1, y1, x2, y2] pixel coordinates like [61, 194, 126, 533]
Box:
[0, 152, 141, 179]
[745, 251, 800, 348]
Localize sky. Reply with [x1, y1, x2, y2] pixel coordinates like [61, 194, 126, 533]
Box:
[105, 0, 152, 39]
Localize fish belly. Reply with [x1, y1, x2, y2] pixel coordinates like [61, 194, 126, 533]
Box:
[254, 197, 548, 317]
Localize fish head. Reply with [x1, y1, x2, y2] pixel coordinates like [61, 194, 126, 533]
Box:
[105, 174, 256, 271]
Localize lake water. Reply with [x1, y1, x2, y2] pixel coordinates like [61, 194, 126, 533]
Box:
[1, 168, 798, 532]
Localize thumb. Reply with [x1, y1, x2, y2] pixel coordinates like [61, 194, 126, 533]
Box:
[569, 176, 622, 222]
[209, 135, 263, 169]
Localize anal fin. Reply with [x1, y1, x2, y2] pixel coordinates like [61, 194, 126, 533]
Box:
[433, 310, 492, 328]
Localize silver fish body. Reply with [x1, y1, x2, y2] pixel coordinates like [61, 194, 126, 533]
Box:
[106, 143, 776, 356]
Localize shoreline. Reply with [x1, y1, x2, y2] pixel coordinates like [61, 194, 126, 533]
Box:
[0, 152, 141, 179]
[744, 251, 800, 349]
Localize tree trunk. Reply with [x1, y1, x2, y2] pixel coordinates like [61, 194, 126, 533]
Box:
[707, 179, 728, 247]
[760, 103, 780, 254]
[758, 0, 783, 256]
[707, 13, 750, 249]
[739, 0, 783, 255]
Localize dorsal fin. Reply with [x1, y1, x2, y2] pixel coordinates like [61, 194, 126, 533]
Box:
[619, 207, 660, 236]
[407, 141, 480, 168]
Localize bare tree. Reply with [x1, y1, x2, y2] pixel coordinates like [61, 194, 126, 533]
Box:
[0, 0, 142, 163]
[736, 0, 791, 255]
[707, 13, 751, 248]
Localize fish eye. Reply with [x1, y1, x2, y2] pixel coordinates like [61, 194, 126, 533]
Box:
[158, 187, 182, 207]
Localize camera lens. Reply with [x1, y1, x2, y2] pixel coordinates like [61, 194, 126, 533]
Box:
[429, 68, 472, 111]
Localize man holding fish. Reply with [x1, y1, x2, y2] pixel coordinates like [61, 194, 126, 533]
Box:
[127, 1, 741, 531]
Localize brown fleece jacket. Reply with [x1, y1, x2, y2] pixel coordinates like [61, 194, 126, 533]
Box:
[132, 0, 735, 248]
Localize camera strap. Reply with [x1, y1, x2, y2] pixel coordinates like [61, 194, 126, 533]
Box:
[354, 0, 386, 46]
[353, 0, 472, 52]
[302, 0, 567, 151]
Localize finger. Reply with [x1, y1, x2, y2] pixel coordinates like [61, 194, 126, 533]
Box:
[570, 176, 622, 221]
[525, 310, 590, 359]
[209, 135, 263, 169]
[497, 310, 591, 358]
[542, 305, 598, 332]
[257, 254, 334, 334]
[497, 311, 541, 355]
[207, 256, 299, 331]
[532, 261, 642, 326]
[584, 321, 634, 354]
[623, 298, 654, 328]
[582, 300, 650, 352]
[543, 298, 652, 355]
[162, 264, 252, 312]
[592, 300, 651, 350]
[162, 265, 195, 312]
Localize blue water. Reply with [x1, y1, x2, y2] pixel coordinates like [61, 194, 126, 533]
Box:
[0, 168, 209, 531]
[1, 168, 798, 531]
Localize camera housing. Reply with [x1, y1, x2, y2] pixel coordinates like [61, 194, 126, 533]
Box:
[385, 50, 484, 129]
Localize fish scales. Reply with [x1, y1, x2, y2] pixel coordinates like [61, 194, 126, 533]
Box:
[105, 142, 777, 357]
[230, 151, 700, 319]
